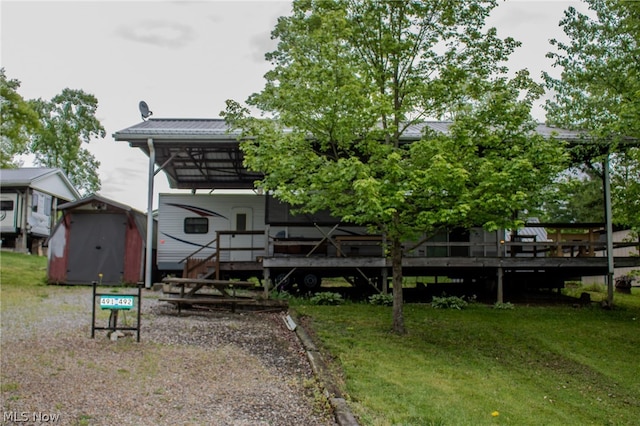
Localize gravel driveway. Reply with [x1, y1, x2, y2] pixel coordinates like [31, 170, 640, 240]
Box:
[1, 288, 336, 425]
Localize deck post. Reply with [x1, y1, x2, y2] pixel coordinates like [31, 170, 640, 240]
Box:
[264, 267, 271, 299]
[264, 225, 270, 298]
[382, 267, 388, 294]
[382, 234, 388, 294]
[497, 230, 504, 303]
[497, 266, 504, 304]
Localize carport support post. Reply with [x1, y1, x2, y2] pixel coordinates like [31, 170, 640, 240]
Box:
[603, 153, 614, 306]
[497, 230, 504, 304]
[145, 138, 155, 289]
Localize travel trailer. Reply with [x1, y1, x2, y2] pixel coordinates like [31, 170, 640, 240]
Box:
[0, 168, 79, 253]
[157, 192, 392, 288]
[157, 192, 514, 290]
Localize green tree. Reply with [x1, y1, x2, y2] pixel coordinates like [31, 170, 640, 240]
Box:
[538, 167, 604, 223]
[29, 89, 105, 194]
[0, 68, 40, 168]
[544, 0, 640, 232]
[225, 0, 566, 333]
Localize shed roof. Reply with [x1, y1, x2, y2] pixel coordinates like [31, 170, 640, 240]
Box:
[55, 194, 155, 248]
[58, 193, 143, 213]
[0, 167, 80, 200]
[113, 118, 586, 191]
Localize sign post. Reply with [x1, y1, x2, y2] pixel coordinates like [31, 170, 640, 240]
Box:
[91, 282, 142, 342]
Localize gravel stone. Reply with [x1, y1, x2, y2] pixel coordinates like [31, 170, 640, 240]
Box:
[1, 288, 337, 425]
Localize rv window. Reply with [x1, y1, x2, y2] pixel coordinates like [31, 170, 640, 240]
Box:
[236, 213, 247, 231]
[44, 197, 52, 215]
[184, 217, 208, 234]
[0, 200, 14, 211]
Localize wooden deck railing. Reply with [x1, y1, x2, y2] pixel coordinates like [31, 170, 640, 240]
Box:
[180, 230, 639, 277]
[181, 230, 265, 279]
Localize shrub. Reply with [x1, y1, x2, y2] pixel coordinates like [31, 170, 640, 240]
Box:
[368, 293, 393, 306]
[269, 290, 293, 301]
[582, 283, 606, 293]
[431, 294, 475, 310]
[309, 292, 344, 306]
[493, 301, 515, 310]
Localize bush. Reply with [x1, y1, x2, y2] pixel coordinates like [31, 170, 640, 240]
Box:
[269, 290, 293, 301]
[582, 283, 606, 293]
[493, 301, 515, 310]
[431, 294, 475, 310]
[309, 292, 344, 306]
[368, 293, 393, 306]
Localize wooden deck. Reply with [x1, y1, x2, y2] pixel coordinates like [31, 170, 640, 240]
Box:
[176, 227, 640, 292]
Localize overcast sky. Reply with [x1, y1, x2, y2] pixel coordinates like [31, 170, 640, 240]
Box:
[1, 0, 589, 211]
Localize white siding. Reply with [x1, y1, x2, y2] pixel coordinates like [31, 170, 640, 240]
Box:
[31, 173, 78, 201]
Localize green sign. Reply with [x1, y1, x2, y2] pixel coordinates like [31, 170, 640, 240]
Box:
[99, 295, 135, 310]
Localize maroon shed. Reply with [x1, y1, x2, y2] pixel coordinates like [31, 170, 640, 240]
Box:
[47, 195, 156, 285]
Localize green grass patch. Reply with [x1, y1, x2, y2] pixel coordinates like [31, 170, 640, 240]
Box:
[295, 301, 640, 425]
[563, 282, 640, 309]
[1, 251, 48, 286]
[1, 251, 50, 308]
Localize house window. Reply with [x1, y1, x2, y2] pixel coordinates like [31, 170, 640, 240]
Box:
[184, 217, 208, 234]
[236, 213, 247, 231]
[0, 200, 14, 211]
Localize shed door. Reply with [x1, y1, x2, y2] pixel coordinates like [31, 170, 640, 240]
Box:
[67, 213, 126, 284]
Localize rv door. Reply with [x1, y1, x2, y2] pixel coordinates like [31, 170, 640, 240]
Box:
[28, 190, 52, 237]
[230, 207, 253, 261]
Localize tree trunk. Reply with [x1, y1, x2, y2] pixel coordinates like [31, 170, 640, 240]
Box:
[391, 237, 405, 334]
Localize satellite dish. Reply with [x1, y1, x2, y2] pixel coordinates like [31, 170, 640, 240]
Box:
[139, 101, 153, 120]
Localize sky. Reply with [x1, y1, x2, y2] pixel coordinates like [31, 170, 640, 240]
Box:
[1, 0, 590, 212]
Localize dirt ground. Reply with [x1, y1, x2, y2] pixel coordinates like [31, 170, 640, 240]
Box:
[0, 288, 337, 425]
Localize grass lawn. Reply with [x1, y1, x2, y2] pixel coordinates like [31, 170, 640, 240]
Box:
[295, 291, 640, 425]
[0, 251, 50, 307]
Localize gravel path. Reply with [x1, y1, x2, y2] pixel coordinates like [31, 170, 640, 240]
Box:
[1, 288, 336, 425]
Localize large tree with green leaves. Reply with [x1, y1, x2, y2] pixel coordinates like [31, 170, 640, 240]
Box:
[29, 89, 105, 194]
[544, 0, 639, 232]
[537, 166, 605, 223]
[0, 68, 40, 168]
[225, 0, 566, 333]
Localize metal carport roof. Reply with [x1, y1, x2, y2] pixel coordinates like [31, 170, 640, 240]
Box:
[113, 118, 263, 190]
[113, 118, 588, 190]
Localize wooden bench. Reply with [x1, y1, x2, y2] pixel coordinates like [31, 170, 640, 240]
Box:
[158, 296, 288, 314]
